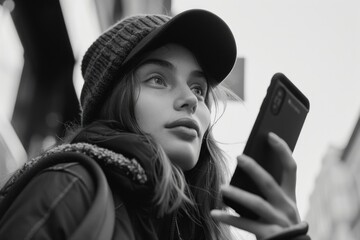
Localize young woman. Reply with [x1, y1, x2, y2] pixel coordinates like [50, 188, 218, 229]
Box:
[0, 9, 310, 240]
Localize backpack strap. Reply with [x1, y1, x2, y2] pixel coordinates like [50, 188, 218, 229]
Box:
[0, 152, 115, 240]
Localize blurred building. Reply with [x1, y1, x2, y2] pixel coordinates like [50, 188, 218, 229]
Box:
[0, 117, 27, 187]
[0, 0, 173, 160]
[305, 114, 360, 239]
[0, 0, 172, 185]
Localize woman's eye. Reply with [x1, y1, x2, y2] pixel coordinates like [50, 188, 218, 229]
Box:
[147, 76, 167, 87]
[192, 86, 206, 99]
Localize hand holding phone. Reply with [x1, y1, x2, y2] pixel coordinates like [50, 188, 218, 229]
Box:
[223, 73, 310, 219]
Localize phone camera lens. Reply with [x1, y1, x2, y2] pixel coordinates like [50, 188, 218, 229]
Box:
[271, 87, 285, 115]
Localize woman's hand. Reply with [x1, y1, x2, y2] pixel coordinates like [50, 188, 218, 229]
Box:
[211, 132, 301, 239]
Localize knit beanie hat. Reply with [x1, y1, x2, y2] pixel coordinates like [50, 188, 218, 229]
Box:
[80, 9, 237, 126]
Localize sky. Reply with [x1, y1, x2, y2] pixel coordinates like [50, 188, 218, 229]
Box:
[173, 0, 360, 217]
[1, 0, 360, 219]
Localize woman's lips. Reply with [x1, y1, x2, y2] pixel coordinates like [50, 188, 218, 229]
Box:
[165, 118, 200, 140]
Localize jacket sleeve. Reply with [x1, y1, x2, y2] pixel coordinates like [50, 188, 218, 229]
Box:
[0, 163, 96, 240]
[264, 222, 311, 240]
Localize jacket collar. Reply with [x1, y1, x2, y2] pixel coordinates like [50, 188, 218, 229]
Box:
[4, 121, 159, 212]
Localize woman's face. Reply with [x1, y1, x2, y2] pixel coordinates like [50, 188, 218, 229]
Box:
[134, 44, 211, 170]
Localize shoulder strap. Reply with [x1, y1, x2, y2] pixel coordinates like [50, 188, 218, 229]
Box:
[0, 152, 115, 240]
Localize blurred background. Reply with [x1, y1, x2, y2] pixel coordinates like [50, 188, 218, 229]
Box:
[0, 0, 359, 239]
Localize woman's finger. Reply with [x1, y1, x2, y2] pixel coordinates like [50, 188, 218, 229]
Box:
[236, 154, 287, 204]
[236, 154, 301, 224]
[267, 132, 297, 201]
[210, 209, 282, 240]
[221, 185, 291, 226]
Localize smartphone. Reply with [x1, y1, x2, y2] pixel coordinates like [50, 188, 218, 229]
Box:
[223, 72, 310, 219]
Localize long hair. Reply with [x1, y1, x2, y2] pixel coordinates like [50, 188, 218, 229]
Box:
[99, 71, 233, 239]
[99, 71, 192, 214]
[97, 69, 233, 239]
[184, 85, 234, 240]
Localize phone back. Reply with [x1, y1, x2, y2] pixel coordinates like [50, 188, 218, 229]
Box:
[224, 73, 309, 219]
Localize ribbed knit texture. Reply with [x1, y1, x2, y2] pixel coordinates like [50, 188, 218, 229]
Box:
[80, 14, 170, 126]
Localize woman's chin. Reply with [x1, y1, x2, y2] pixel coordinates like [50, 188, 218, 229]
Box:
[167, 149, 199, 171]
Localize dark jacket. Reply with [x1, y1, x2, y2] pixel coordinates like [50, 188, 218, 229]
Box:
[0, 121, 310, 240]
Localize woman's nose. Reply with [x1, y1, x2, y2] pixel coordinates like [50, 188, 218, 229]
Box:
[174, 86, 198, 114]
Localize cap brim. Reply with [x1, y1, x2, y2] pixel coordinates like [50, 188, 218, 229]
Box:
[123, 9, 237, 84]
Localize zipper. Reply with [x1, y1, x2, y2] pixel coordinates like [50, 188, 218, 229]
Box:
[170, 213, 176, 240]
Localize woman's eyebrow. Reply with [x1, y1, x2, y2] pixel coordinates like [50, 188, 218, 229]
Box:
[138, 58, 175, 71]
[191, 70, 206, 79]
[139, 58, 205, 78]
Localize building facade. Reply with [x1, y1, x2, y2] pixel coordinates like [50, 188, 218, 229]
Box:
[306, 116, 360, 239]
